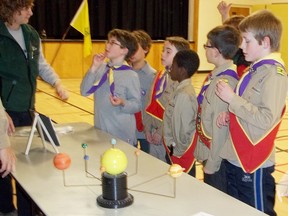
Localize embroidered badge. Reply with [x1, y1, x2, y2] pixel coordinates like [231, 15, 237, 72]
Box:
[276, 66, 286, 76]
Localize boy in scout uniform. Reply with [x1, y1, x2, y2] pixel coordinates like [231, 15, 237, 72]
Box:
[80, 29, 141, 146]
[163, 49, 200, 177]
[194, 25, 240, 192]
[143, 36, 190, 162]
[215, 10, 287, 216]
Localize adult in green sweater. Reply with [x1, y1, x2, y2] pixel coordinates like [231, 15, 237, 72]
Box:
[0, 0, 69, 215]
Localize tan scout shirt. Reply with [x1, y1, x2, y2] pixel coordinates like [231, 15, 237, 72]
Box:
[220, 53, 288, 168]
[143, 71, 178, 139]
[163, 79, 198, 157]
[0, 99, 10, 149]
[194, 62, 238, 173]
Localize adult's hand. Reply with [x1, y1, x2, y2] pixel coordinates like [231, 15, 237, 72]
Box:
[0, 147, 16, 178]
[5, 112, 15, 136]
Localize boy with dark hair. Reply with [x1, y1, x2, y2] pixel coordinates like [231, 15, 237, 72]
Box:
[81, 29, 141, 146]
[130, 30, 156, 153]
[163, 49, 200, 176]
[217, 1, 250, 77]
[194, 25, 240, 192]
[216, 10, 287, 215]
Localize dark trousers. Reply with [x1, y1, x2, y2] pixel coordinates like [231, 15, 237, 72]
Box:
[138, 139, 150, 154]
[6, 110, 33, 127]
[224, 160, 276, 216]
[2, 110, 33, 215]
[0, 175, 15, 213]
[204, 160, 227, 193]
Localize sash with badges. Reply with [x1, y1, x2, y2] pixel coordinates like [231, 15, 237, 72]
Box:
[229, 59, 286, 173]
[145, 70, 167, 121]
[196, 69, 239, 148]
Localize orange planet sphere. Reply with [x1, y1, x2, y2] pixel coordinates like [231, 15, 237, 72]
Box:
[53, 153, 71, 170]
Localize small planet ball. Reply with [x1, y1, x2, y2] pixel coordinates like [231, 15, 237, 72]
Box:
[111, 138, 117, 145]
[135, 149, 140, 156]
[101, 148, 127, 175]
[81, 143, 88, 149]
[168, 164, 184, 178]
[53, 153, 71, 170]
[100, 166, 106, 174]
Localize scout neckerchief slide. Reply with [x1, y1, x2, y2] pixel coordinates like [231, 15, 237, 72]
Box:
[86, 62, 131, 94]
[85, 62, 144, 132]
[145, 69, 168, 121]
[229, 59, 286, 173]
[196, 69, 239, 148]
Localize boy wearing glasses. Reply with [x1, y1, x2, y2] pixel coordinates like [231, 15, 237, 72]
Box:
[81, 29, 141, 146]
[194, 25, 240, 192]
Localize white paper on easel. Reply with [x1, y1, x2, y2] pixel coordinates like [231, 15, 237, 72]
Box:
[15, 125, 73, 137]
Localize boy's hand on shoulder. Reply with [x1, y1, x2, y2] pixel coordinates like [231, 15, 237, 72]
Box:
[109, 94, 125, 106]
[215, 80, 235, 104]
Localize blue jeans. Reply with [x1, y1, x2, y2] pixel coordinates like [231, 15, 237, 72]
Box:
[224, 160, 276, 216]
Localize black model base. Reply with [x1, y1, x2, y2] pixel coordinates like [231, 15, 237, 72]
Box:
[96, 172, 133, 208]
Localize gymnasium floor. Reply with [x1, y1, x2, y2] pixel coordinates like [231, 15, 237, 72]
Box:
[34, 73, 288, 215]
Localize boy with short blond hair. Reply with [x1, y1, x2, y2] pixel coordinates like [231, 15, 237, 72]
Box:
[144, 36, 190, 162]
[216, 10, 287, 215]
